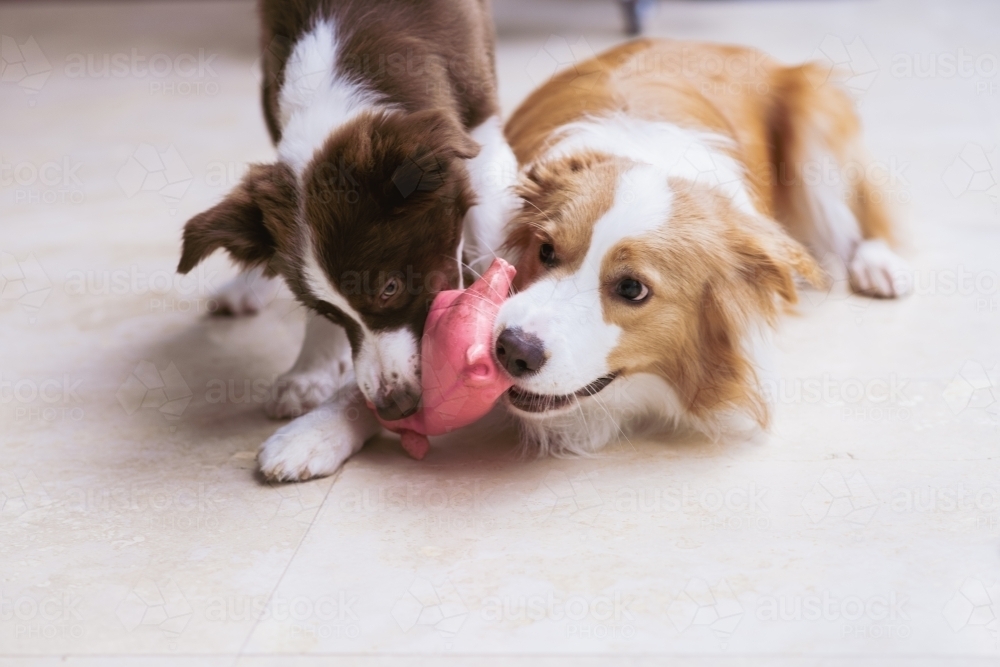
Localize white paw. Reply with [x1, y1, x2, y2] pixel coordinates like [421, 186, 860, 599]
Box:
[848, 240, 912, 298]
[257, 393, 379, 482]
[265, 365, 348, 420]
[210, 268, 279, 316]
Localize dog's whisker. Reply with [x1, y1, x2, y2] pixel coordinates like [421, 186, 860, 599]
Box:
[590, 388, 638, 454]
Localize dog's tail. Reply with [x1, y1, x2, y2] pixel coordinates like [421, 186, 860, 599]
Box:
[767, 63, 897, 256]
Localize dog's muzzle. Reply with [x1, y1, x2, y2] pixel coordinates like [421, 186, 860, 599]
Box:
[372, 385, 421, 421]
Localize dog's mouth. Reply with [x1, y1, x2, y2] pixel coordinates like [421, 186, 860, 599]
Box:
[505, 373, 618, 413]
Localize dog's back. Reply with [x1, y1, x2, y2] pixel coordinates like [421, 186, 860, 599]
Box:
[506, 39, 896, 259]
[258, 0, 500, 145]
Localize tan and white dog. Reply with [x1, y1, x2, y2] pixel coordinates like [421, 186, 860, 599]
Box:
[492, 39, 911, 454]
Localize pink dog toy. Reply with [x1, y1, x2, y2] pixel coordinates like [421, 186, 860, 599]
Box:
[371, 258, 516, 459]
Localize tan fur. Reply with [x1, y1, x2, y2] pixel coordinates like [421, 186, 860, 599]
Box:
[504, 152, 626, 290]
[768, 63, 895, 244]
[506, 39, 897, 245]
[503, 38, 897, 432]
[602, 182, 822, 426]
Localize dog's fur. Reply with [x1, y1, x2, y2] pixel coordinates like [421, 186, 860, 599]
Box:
[494, 39, 911, 455]
[177, 0, 519, 480]
[197, 33, 912, 480]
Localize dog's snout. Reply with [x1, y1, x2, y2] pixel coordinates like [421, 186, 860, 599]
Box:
[373, 385, 421, 421]
[495, 327, 547, 378]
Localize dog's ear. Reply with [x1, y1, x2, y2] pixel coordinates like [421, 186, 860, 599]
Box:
[177, 163, 297, 275]
[369, 110, 479, 218]
[412, 109, 480, 161]
[514, 151, 617, 208]
[400, 109, 480, 163]
[390, 147, 452, 201]
[685, 211, 823, 428]
[732, 213, 824, 309]
[338, 109, 478, 213]
[450, 128, 480, 161]
[514, 161, 547, 204]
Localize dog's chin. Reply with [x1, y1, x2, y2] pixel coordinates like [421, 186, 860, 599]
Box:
[503, 373, 618, 415]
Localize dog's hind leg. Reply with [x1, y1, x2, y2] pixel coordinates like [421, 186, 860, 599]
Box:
[770, 64, 911, 298]
[210, 266, 282, 316]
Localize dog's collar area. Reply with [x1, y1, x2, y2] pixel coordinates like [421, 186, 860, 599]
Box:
[505, 373, 618, 413]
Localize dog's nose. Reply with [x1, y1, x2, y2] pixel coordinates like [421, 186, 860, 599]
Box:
[373, 385, 421, 421]
[495, 327, 547, 377]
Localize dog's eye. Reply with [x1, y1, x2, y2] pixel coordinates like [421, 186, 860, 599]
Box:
[616, 278, 649, 302]
[380, 278, 400, 301]
[539, 242, 556, 267]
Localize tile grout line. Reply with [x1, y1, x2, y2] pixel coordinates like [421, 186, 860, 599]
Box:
[229, 462, 348, 667]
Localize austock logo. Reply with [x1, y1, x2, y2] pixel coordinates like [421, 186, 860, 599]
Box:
[942, 143, 999, 213]
[810, 34, 879, 99]
[801, 470, 880, 526]
[534, 469, 605, 525]
[0, 470, 52, 518]
[392, 577, 468, 641]
[1, 373, 84, 424]
[667, 578, 743, 648]
[943, 579, 999, 639]
[116, 578, 192, 639]
[755, 590, 911, 640]
[64, 47, 219, 97]
[115, 360, 193, 421]
[481, 589, 636, 639]
[0, 35, 51, 104]
[116, 144, 193, 215]
[0, 252, 52, 323]
[526, 35, 598, 89]
[1, 589, 85, 641]
[943, 360, 999, 422]
[2, 156, 85, 205]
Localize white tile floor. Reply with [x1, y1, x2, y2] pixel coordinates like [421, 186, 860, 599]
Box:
[1, 0, 999, 664]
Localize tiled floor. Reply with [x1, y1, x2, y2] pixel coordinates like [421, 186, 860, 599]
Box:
[1, 0, 998, 664]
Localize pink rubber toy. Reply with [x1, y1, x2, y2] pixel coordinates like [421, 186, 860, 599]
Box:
[371, 258, 516, 459]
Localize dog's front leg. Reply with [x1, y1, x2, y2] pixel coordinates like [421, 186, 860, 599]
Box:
[258, 379, 380, 482]
[266, 313, 352, 419]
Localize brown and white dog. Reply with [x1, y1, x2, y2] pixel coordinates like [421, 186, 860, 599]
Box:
[492, 39, 911, 454]
[177, 0, 518, 480]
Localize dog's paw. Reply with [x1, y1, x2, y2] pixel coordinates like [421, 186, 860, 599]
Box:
[265, 365, 348, 420]
[258, 397, 378, 482]
[257, 423, 345, 482]
[848, 240, 912, 298]
[210, 270, 277, 316]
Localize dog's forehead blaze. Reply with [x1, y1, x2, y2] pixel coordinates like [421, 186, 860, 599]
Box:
[547, 172, 619, 270]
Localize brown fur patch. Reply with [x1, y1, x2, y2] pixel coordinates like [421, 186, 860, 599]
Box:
[180, 0, 504, 348]
[259, 0, 500, 146]
[178, 162, 298, 277]
[504, 151, 628, 290]
[506, 38, 899, 247]
[600, 181, 820, 427]
[302, 108, 477, 333]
